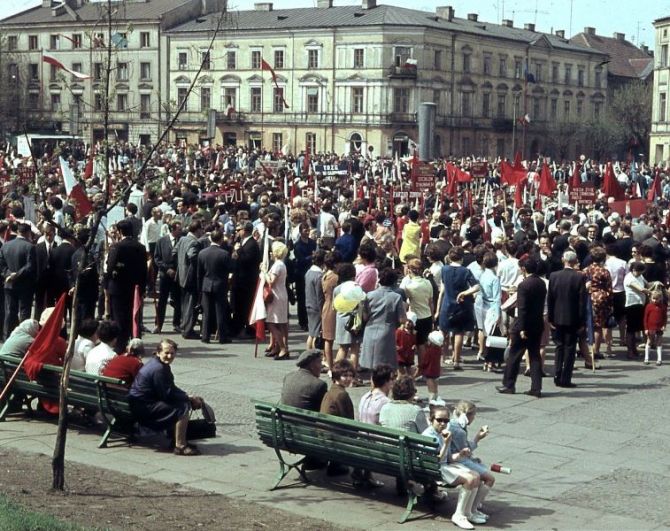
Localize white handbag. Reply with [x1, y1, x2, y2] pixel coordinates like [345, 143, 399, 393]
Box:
[485, 335, 508, 349]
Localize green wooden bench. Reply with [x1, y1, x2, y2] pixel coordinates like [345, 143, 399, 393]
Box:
[253, 400, 443, 524]
[0, 353, 134, 448]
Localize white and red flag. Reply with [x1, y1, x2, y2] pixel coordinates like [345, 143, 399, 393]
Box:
[43, 55, 91, 80]
[59, 157, 92, 219]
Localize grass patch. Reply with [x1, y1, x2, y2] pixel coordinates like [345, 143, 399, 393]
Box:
[0, 495, 86, 531]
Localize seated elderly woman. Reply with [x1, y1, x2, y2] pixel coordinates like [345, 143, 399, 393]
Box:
[128, 339, 204, 456]
[0, 319, 39, 358]
[102, 338, 145, 386]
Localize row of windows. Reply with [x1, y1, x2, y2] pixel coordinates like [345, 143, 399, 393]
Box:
[6, 31, 152, 51]
[39, 92, 153, 114]
[7, 61, 155, 82]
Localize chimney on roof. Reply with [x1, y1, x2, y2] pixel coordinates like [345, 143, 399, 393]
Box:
[584, 26, 596, 36]
[467, 13, 478, 21]
[641, 44, 649, 54]
[524, 23, 535, 32]
[614, 32, 625, 41]
[254, 2, 273, 11]
[436, 6, 454, 22]
[42, 0, 53, 6]
[555, 29, 565, 38]
[317, 0, 333, 7]
[502, 19, 513, 28]
[362, 0, 377, 9]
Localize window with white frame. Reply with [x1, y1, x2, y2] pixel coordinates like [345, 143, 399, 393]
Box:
[226, 51, 236, 70]
[352, 87, 364, 113]
[178, 52, 188, 69]
[200, 87, 211, 111]
[272, 132, 283, 153]
[393, 87, 409, 113]
[273, 87, 285, 112]
[140, 32, 150, 48]
[354, 48, 364, 69]
[250, 87, 261, 112]
[221, 87, 237, 110]
[177, 87, 188, 111]
[308, 49, 319, 69]
[140, 62, 151, 80]
[394, 46, 411, 67]
[117, 62, 128, 81]
[306, 88, 319, 113]
[251, 50, 261, 70]
[274, 49, 284, 69]
[140, 94, 151, 118]
[117, 93, 128, 111]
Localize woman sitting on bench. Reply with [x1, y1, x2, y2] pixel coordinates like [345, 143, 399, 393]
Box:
[423, 405, 483, 530]
[447, 400, 495, 527]
[128, 339, 204, 456]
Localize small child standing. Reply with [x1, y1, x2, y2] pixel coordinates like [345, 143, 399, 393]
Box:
[419, 331, 445, 404]
[644, 290, 667, 366]
[396, 312, 417, 377]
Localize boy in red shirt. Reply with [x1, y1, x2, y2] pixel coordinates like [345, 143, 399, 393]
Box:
[419, 330, 445, 404]
[644, 291, 667, 366]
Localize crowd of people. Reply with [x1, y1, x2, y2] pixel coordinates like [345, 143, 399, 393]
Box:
[0, 139, 668, 524]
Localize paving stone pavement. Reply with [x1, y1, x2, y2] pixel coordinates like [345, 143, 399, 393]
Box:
[1, 301, 669, 530]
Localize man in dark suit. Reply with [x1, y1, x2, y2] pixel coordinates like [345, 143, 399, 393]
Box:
[498, 256, 547, 397]
[34, 223, 56, 319]
[49, 228, 77, 305]
[153, 221, 182, 334]
[174, 220, 203, 339]
[547, 250, 586, 388]
[107, 219, 148, 352]
[71, 227, 98, 322]
[230, 221, 261, 337]
[0, 223, 36, 339]
[197, 229, 232, 343]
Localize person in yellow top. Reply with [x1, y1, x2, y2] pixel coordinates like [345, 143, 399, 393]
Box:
[399, 210, 421, 264]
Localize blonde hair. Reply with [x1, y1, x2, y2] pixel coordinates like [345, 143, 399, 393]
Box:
[453, 400, 477, 416]
[272, 241, 289, 260]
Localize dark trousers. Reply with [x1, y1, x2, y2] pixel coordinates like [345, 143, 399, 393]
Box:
[503, 330, 542, 393]
[295, 274, 307, 328]
[156, 274, 182, 330]
[4, 288, 33, 340]
[230, 281, 255, 336]
[180, 288, 198, 337]
[201, 291, 230, 342]
[110, 290, 133, 353]
[553, 325, 578, 385]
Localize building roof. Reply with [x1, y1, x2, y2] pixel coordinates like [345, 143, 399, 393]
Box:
[0, 0, 191, 25]
[570, 31, 652, 79]
[168, 4, 603, 56]
[654, 16, 670, 26]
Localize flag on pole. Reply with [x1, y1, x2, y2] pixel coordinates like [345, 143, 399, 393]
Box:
[261, 58, 289, 108]
[59, 156, 92, 219]
[249, 230, 270, 346]
[647, 169, 661, 201]
[132, 285, 143, 339]
[24, 294, 68, 381]
[602, 162, 625, 201]
[538, 162, 557, 196]
[569, 162, 582, 190]
[43, 55, 91, 80]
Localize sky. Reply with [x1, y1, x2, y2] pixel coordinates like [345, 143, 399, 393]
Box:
[1, 0, 668, 46]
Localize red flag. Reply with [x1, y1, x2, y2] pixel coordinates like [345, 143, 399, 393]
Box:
[83, 157, 94, 179]
[500, 153, 526, 186]
[514, 177, 527, 208]
[647, 169, 662, 202]
[456, 167, 472, 183]
[538, 162, 557, 196]
[24, 294, 68, 381]
[132, 285, 142, 339]
[446, 164, 458, 198]
[602, 162, 625, 201]
[290, 179, 297, 202]
[569, 163, 582, 190]
[261, 58, 289, 109]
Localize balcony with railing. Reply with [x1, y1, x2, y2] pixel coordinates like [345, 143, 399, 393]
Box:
[388, 64, 417, 79]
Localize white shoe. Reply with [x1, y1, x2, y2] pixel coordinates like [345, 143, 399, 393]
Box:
[468, 512, 487, 524]
[657, 360, 662, 366]
[451, 513, 475, 529]
[471, 509, 489, 521]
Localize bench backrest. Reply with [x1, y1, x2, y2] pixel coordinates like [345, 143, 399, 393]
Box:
[0, 354, 131, 417]
[254, 400, 441, 483]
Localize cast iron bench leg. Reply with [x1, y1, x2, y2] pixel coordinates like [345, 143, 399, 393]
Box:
[399, 491, 418, 524]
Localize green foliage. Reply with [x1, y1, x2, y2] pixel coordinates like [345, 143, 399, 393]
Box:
[608, 80, 652, 151]
[0, 495, 87, 531]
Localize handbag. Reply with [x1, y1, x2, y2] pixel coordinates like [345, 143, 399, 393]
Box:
[263, 282, 274, 304]
[187, 400, 217, 440]
[446, 302, 467, 327]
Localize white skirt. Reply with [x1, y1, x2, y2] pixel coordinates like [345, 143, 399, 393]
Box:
[440, 462, 477, 485]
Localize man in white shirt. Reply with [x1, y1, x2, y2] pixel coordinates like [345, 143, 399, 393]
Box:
[85, 320, 120, 375]
[71, 318, 99, 371]
[318, 202, 338, 242]
[604, 242, 628, 354]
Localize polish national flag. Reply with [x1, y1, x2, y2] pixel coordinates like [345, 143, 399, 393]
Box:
[248, 230, 271, 346]
[59, 157, 92, 220]
[43, 55, 91, 80]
